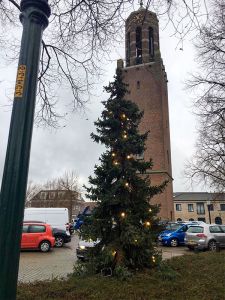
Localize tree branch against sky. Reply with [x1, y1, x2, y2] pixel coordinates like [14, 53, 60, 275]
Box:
[185, 0, 225, 192]
[0, 0, 209, 127]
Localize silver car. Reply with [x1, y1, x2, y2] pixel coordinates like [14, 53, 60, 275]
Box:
[184, 224, 225, 251]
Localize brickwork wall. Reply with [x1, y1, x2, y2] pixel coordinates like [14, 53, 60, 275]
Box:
[122, 63, 174, 220]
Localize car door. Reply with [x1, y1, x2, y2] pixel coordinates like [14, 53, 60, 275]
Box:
[21, 224, 29, 249]
[209, 225, 225, 246]
[219, 225, 225, 247]
[176, 225, 188, 244]
[28, 225, 46, 248]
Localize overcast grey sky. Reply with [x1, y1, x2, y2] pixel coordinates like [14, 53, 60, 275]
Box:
[0, 5, 201, 197]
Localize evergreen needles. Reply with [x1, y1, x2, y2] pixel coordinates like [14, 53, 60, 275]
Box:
[81, 68, 167, 273]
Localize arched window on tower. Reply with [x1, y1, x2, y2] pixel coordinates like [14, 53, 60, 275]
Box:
[149, 27, 154, 59]
[136, 27, 142, 64]
[126, 32, 131, 66]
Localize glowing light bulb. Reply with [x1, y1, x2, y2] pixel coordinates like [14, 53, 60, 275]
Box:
[152, 256, 156, 263]
[123, 134, 127, 139]
[125, 182, 129, 187]
[127, 155, 131, 159]
[121, 113, 126, 119]
[112, 152, 116, 157]
[145, 221, 151, 227]
[149, 208, 152, 212]
[121, 212, 126, 218]
[112, 250, 117, 256]
[113, 160, 119, 165]
[134, 239, 138, 243]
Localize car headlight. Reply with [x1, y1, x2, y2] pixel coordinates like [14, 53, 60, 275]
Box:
[80, 245, 86, 250]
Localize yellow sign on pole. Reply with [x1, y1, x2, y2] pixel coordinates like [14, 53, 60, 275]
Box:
[14, 65, 26, 98]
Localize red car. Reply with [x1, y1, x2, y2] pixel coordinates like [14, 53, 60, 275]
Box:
[21, 222, 55, 252]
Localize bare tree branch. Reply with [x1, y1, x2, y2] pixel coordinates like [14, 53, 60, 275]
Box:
[0, 0, 209, 127]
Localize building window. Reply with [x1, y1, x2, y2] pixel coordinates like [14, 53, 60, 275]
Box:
[177, 218, 182, 221]
[136, 27, 142, 64]
[198, 217, 206, 222]
[137, 81, 140, 89]
[58, 191, 65, 198]
[149, 27, 154, 58]
[189, 218, 194, 221]
[126, 32, 131, 66]
[50, 192, 55, 199]
[40, 192, 46, 200]
[196, 203, 205, 215]
[188, 204, 194, 212]
[220, 204, 225, 211]
[215, 217, 222, 225]
[167, 150, 170, 164]
[176, 204, 182, 211]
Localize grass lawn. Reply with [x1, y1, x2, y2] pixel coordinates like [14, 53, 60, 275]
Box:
[17, 251, 225, 300]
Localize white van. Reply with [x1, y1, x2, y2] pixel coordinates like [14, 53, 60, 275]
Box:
[24, 208, 69, 232]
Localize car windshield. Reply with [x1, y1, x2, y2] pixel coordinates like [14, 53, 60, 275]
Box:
[165, 223, 183, 231]
[187, 226, 204, 233]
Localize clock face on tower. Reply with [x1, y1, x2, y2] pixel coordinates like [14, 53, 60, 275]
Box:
[132, 13, 144, 24]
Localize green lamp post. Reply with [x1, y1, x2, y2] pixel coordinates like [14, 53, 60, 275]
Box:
[0, 0, 51, 298]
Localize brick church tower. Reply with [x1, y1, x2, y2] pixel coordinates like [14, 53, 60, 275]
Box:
[118, 4, 174, 220]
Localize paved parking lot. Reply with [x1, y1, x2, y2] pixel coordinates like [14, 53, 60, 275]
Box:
[18, 234, 79, 283]
[18, 234, 192, 283]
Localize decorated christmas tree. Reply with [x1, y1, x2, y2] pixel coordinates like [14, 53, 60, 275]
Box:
[81, 68, 167, 273]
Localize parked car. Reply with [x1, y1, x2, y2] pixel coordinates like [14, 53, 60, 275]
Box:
[158, 222, 204, 247]
[24, 221, 71, 248]
[184, 224, 225, 251]
[76, 238, 100, 260]
[52, 228, 71, 247]
[21, 222, 55, 252]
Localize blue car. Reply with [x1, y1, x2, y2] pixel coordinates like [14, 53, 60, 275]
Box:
[158, 223, 191, 247]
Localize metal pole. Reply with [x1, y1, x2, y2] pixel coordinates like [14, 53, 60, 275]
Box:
[207, 205, 212, 224]
[0, 0, 50, 298]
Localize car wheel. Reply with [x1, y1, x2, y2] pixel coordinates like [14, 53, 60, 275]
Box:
[39, 241, 51, 252]
[170, 238, 178, 247]
[208, 240, 217, 251]
[55, 236, 64, 248]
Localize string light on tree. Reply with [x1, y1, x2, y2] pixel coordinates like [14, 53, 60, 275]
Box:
[121, 113, 126, 119]
[112, 152, 116, 157]
[113, 160, 119, 166]
[145, 221, 151, 227]
[120, 212, 126, 218]
[152, 256, 156, 263]
[125, 182, 129, 187]
[127, 155, 131, 159]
